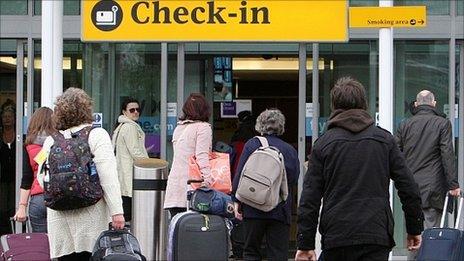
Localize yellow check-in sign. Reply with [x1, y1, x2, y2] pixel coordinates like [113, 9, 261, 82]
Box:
[82, 0, 348, 42]
[349, 6, 426, 28]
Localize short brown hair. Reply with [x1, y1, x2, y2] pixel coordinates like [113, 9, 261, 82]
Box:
[25, 107, 56, 145]
[331, 77, 368, 111]
[180, 93, 210, 122]
[54, 87, 93, 130]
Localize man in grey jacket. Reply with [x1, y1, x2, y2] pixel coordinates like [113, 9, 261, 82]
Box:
[396, 90, 460, 229]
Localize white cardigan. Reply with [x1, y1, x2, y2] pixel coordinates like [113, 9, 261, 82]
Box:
[38, 124, 123, 258]
[112, 115, 148, 197]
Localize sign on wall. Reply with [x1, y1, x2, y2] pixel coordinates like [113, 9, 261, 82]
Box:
[349, 6, 426, 28]
[92, 113, 103, 128]
[82, 0, 348, 42]
[220, 99, 252, 118]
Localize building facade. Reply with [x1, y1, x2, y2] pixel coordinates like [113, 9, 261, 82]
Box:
[1, 0, 463, 256]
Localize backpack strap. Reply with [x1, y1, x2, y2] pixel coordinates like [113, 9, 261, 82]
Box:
[256, 136, 269, 148]
[113, 123, 126, 154]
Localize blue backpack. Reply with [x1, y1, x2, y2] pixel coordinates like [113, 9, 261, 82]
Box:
[189, 188, 235, 218]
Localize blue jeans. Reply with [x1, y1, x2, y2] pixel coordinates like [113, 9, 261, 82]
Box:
[29, 194, 47, 233]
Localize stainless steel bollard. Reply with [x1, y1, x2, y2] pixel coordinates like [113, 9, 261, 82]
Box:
[132, 158, 168, 261]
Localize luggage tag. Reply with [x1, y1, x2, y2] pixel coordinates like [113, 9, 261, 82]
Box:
[34, 148, 48, 165]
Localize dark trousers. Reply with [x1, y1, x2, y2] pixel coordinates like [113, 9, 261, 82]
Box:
[58, 251, 91, 261]
[242, 218, 289, 261]
[323, 244, 391, 261]
[122, 196, 132, 221]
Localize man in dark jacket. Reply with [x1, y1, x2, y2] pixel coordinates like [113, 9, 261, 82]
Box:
[295, 77, 424, 261]
[396, 90, 460, 230]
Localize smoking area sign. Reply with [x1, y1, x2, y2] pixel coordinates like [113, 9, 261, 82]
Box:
[349, 6, 427, 28]
[82, 0, 348, 42]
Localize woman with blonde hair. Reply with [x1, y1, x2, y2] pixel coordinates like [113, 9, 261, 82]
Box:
[38, 88, 124, 261]
[13, 107, 56, 232]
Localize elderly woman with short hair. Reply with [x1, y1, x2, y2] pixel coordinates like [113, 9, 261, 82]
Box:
[231, 108, 300, 260]
[38, 88, 124, 261]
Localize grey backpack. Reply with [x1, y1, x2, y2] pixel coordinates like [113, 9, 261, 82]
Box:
[236, 136, 288, 212]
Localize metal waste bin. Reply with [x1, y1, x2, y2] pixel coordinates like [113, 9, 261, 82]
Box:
[132, 158, 168, 261]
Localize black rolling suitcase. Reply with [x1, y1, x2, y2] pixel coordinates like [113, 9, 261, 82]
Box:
[167, 180, 229, 261]
[417, 193, 464, 261]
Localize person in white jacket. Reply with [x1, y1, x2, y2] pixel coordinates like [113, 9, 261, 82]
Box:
[37, 88, 124, 260]
[112, 98, 148, 221]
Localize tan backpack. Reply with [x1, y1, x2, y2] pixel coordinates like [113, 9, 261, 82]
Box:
[236, 136, 288, 212]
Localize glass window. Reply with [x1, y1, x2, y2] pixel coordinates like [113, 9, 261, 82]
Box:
[34, 0, 80, 15]
[456, 43, 462, 172]
[458, 0, 463, 16]
[350, 0, 378, 6]
[0, 0, 27, 15]
[83, 43, 110, 129]
[33, 41, 83, 107]
[0, 39, 17, 111]
[394, 41, 449, 126]
[393, 40, 449, 256]
[0, 39, 18, 236]
[115, 43, 162, 158]
[395, 0, 450, 15]
[318, 41, 378, 119]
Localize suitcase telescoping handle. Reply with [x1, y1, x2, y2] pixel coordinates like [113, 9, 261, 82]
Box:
[439, 192, 463, 229]
[9, 217, 32, 234]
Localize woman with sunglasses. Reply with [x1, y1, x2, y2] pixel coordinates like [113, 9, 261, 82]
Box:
[112, 97, 148, 222]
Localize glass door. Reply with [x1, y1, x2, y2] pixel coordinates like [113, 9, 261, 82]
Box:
[0, 39, 26, 235]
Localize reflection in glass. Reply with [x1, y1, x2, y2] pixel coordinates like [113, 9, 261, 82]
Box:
[394, 41, 449, 128]
[350, 0, 378, 6]
[33, 41, 83, 108]
[317, 41, 378, 120]
[0, 39, 18, 236]
[458, 0, 463, 16]
[395, 0, 450, 15]
[0, 0, 27, 15]
[115, 43, 161, 158]
[393, 40, 449, 256]
[83, 43, 109, 129]
[34, 0, 81, 15]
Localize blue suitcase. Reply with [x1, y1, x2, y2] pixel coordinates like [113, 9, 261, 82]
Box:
[417, 194, 464, 261]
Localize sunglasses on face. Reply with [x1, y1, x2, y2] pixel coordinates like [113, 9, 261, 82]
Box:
[128, 108, 141, 113]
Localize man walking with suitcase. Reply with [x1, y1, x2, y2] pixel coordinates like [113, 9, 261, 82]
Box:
[395, 91, 460, 250]
[295, 77, 424, 261]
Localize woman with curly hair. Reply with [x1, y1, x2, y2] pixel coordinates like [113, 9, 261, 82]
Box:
[38, 88, 124, 261]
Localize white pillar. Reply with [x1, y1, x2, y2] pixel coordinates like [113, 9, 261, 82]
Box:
[41, 0, 63, 108]
[378, 0, 394, 133]
[378, 3, 394, 260]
